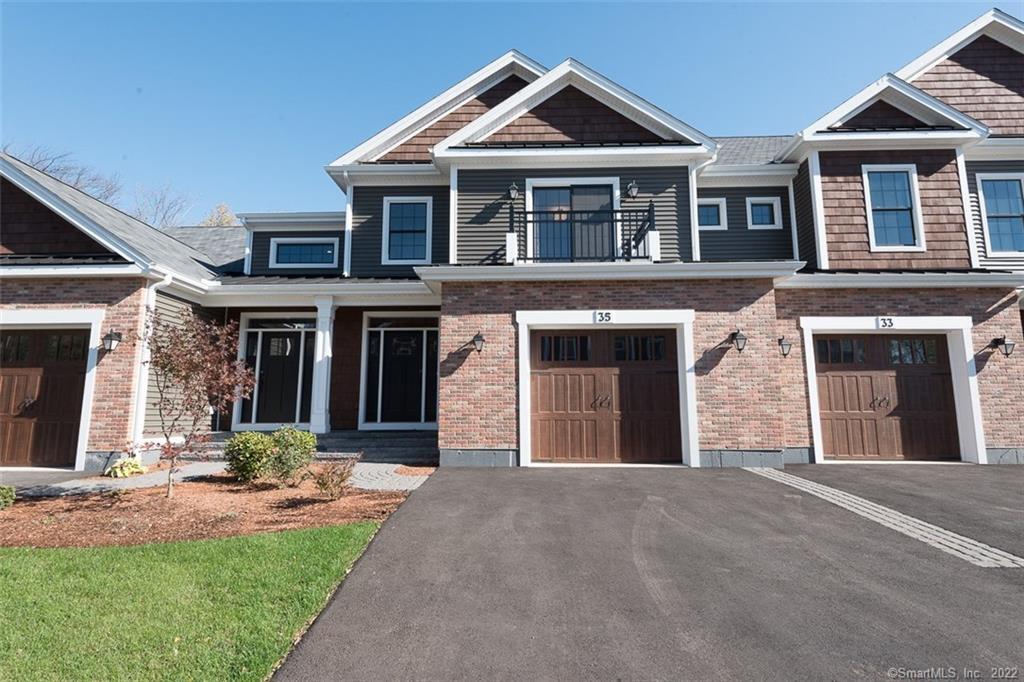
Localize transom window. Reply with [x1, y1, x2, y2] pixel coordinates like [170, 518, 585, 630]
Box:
[862, 165, 924, 250]
[746, 197, 783, 230]
[383, 197, 432, 264]
[697, 198, 727, 230]
[978, 175, 1024, 253]
[269, 238, 339, 268]
[539, 335, 591, 362]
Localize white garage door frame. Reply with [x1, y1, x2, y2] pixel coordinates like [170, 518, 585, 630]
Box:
[799, 315, 986, 464]
[0, 308, 106, 471]
[515, 309, 699, 467]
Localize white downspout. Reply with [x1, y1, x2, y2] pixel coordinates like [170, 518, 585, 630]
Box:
[688, 154, 718, 262]
[131, 273, 173, 443]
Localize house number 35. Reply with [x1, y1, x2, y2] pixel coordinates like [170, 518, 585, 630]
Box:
[594, 311, 613, 323]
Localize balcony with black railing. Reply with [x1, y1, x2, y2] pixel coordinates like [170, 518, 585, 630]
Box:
[505, 205, 657, 263]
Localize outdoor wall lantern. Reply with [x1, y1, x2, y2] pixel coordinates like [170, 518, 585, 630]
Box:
[507, 182, 519, 201]
[472, 333, 486, 353]
[991, 336, 1016, 357]
[626, 179, 640, 199]
[102, 329, 123, 352]
[778, 336, 792, 357]
[729, 330, 747, 353]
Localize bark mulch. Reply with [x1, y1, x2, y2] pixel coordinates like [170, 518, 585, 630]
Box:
[0, 472, 406, 549]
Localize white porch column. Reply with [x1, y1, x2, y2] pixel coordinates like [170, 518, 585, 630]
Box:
[310, 296, 335, 434]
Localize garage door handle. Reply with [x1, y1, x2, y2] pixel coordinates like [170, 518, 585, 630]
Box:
[18, 397, 36, 412]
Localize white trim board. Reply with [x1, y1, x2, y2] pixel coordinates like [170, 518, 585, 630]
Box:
[0, 308, 106, 472]
[895, 9, 1024, 83]
[798, 315, 986, 465]
[515, 309, 699, 467]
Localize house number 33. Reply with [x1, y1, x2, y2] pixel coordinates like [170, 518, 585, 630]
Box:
[877, 317, 895, 328]
[594, 311, 613, 323]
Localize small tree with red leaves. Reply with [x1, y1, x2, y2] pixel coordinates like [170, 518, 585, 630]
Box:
[141, 309, 255, 497]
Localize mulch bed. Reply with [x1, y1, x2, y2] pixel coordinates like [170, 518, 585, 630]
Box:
[0, 471, 406, 549]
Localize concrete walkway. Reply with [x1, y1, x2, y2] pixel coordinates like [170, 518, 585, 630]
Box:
[9, 461, 428, 497]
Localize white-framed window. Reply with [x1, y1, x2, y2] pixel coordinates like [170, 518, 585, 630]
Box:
[697, 198, 728, 231]
[746, 197, 783, 230]
[269, 237, 340, 269]
[861, 164, 927, 252]
[382, 196, 433, 265]
[976, 173, 1024, 254]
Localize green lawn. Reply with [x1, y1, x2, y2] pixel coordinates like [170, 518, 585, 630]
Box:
[0, 523, 378, 681]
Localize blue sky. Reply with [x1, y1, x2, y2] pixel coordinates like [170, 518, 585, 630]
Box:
[1, 2, 1003, 223]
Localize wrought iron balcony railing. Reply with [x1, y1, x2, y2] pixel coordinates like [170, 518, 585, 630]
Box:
[505, 205, 657, 263]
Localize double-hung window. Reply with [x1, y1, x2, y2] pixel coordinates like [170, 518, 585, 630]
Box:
[697, 198, 728, 230]
[977, 174, 1024, 254]
[382, 197, 432, 265]
[862, 164, 925, 251]
[269, 237, 339, 268]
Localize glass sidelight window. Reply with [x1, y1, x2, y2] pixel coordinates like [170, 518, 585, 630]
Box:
[363, 316, 439, 426]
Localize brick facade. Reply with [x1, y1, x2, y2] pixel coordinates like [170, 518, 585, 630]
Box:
[775, 288, 1024, 452]
[438, 279, 786, 454]
[438, 280, 1024, 459]
[0, 277, 148, 451]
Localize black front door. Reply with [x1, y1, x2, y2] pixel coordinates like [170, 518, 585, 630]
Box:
[256, 331, 302, 423]
[364, 322, 439, 425]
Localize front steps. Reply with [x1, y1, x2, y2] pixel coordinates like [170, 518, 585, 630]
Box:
[197, 430, 439, 466]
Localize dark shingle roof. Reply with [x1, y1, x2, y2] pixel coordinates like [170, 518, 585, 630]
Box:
[0, 253, 129, 266]
[164, 226, 247, 274]
[712, 136, 793, 165]
[1, 152, 215, 280]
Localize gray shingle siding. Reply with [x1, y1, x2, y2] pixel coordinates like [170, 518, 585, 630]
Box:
[350, 185, 449, 277]
[793, 160, 817, 271]
[456, 167, 691, 263]
[965, 160, 1024, 269]
[248, 230, 345, 276]
[696, 186, 794, 261]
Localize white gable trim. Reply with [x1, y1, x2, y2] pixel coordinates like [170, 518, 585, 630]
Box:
[329, 51, 546, 167]
[435, 59, 718, 156]
[896, 8, 1024, 83]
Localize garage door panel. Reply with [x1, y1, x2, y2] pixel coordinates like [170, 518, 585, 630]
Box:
[815, 334, 958, 461]
[531, 330, 681, 464]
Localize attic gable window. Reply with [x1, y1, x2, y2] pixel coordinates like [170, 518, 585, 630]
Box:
[862, 164, 926, 252]
[269, 238, 339, 268]
[382, 197, 432, 265]
[977, 174, 1024, 254]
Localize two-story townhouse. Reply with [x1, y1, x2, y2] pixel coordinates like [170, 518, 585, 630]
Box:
[2, 8, 1022, 472]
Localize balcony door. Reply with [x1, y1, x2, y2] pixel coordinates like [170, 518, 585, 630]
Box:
[531, 185, 615, 262]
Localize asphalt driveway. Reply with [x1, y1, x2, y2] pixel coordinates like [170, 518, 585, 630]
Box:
[276, 466, 1024, 680]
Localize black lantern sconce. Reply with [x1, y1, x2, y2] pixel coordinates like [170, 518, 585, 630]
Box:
[991, 336, 1016, 357]
[507, 182, 519, 201]
[626, 179, 640, 199]
[472, 333, 486, 353]
[102, 329, 123, 352]
[729, 330, 747, 353]
[778, 336, 792, 358]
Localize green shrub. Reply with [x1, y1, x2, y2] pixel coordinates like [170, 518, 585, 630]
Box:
[224, 432, 276, 483]
[310, 459, 356, 500]
[270, 427, 317, 487]
[104, 456, 147, 478]
[0, 485, 15, 510]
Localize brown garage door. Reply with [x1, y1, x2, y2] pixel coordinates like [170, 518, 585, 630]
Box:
[814, 334, 959, 460]
[0, 330, 88, 467]
[530, 329, 681, 463]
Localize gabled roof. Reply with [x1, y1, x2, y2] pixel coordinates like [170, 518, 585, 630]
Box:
[434, 58, 718, 157]
[896, 8, 1024, 82]
[328, 50, 546, 167]
[0, 152, 215, 282]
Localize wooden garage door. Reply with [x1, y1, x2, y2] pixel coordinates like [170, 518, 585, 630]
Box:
[530, 329, 681, 463]
[0, 330, 88, 467]
[814, 334, 959, 460]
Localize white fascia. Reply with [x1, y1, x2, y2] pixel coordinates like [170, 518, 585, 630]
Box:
[895, 9, 1024, 83]
[434, 147, 713, 170]
[964, 137, 1024, 161]
[238, 212, 346, 230]
[326, 164, 446, 192]
[0, 264, 146, 277]
[328, 50, 547, 167]
[434, 58, 718, 156]
[414, 261, 804, 285]
[777, 272, 1024, 289]
[700, 163, 798, 187]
